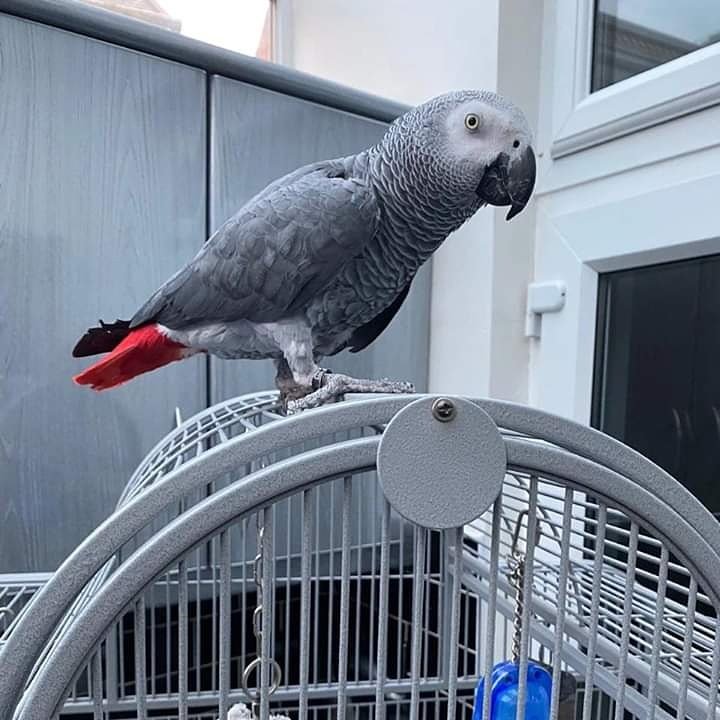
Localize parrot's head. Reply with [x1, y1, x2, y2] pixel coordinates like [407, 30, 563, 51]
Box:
[389, 90, 536, 221]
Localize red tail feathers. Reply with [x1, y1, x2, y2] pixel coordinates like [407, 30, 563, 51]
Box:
[73, 324, 189, 391]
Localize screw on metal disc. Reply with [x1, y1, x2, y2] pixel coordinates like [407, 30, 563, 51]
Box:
[431, 397, 456, 422]
[378, 396, 506, 529]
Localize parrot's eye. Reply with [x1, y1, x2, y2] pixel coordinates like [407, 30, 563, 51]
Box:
[464, 113, 480, 132]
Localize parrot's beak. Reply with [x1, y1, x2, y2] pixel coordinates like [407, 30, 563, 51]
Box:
[476, 146, 536, 221]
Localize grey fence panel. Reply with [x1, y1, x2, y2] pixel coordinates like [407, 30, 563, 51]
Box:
[0, 0, 409, 123]
[0, 13, 207, 572]
[208, 77, 431, 403]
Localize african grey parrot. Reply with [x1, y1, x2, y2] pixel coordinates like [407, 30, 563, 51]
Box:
[73, 89, 536, 411]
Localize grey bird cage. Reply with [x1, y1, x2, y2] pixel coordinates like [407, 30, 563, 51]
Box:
[1, 391, 719, 720]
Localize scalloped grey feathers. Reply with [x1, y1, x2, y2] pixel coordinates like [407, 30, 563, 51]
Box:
[131, 160, 379, 331]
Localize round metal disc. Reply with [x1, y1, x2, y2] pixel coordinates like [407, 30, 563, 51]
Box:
[377, 396, 506, 529]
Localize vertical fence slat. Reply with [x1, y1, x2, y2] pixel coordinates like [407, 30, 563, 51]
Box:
[218, 530, 232, 718]
[313, 491, 320, 686]
[482, 497, 503, 720]
[675, 575, 697, 720]
[150, 585, 157, 698]
[105, 622, 119, 705]
[337, 477, 353, 720]
[285, 496, 292, 691]
[241, 517, 248, 689]
[409, 526, 427, 720]
[165, 572, 171, 698]
[260, 509, 275, 720]
[211, 537, 218, 693]
[355, 488, 363, 684]
[195, 547, 202, 693]
[328, 482, 337, 685]
[581, 503, 607, 720]
[613, 521, 639, 720]
[515, 477, 539, 720]
[550, 487, 574, 720]
[369, 478, 379, 690]
[299, 489, 314, 720]
[397, 514, 406, 683]
[707, 616, 720, 719]
[375, 500, 392, 720]
[119, 609, 127, 700]
[92, 649, 103, 720]
[178, 559, 188, 720]
[446, 526, 464, 720]
[422, 531, 431, 686]
[645, 545, 668, 720]
[134, 597, 147, 720]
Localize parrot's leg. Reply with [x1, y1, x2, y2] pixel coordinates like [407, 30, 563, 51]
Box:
[276, 324, 414, 413]
[274, 358, 312, 409]
[286, 373, 414, 413]
[274, 325, 323, 413]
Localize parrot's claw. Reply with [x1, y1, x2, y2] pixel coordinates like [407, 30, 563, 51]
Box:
[286, 374, 415, 414]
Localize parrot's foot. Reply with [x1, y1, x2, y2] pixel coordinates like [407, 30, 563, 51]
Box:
[286, 373, 414, 413]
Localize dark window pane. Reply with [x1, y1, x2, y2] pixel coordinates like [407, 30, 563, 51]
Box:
[593, 255, 720, 519]
[591, 0, 720, 91]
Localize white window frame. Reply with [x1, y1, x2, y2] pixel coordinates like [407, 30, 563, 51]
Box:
[547, 0, 720, 159]
[531, 0, 720, 423]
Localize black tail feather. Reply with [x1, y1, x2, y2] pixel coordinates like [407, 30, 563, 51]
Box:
[72, 319, 131, 358]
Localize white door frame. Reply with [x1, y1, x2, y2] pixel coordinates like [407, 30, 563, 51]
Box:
[530, 0, 720, 422]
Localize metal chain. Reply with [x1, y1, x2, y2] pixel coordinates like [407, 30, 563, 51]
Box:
[507, 508, 535, 666]
[508, 549, 526, 665]
[241, 511, 282, 718]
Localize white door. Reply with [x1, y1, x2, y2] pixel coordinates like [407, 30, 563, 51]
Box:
[531, 0, 720, 426]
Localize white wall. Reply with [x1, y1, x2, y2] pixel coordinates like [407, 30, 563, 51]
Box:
[490, 0, 544, 403]
[528, 0, 720, 421]
[276, 0, 542, 399]
[276, 0, 500, 106]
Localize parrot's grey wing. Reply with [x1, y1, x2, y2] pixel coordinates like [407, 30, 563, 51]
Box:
[344, 282, 412, 354]
[131, 161, 379, 329]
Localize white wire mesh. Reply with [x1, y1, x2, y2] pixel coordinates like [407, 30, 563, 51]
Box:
[0, 574, 53, 648]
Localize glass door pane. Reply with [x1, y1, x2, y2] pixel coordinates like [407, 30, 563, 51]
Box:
[593, 254, 720, 518]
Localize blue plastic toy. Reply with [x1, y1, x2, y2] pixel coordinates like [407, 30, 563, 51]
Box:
[472, 661, 552, 720]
